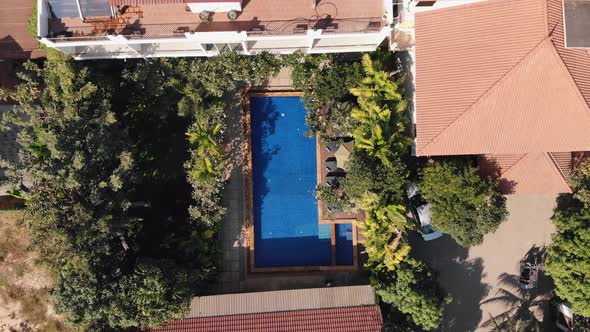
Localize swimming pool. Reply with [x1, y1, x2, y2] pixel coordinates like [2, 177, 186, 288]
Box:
[249, 95, 354, 268]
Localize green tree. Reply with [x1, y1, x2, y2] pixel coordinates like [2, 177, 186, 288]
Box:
[419, 160, 508, 247]
[285, 52, 363, 140]
[349, 54, 410, 168]
[545, 164, 590, 317]
[374, 257, 451, 330]
[360, 192, 410, 271]
[0, 52, 283, 330]
[341, 148, 408, 205]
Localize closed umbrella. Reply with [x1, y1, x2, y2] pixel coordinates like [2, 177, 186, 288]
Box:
[334, 144, 351, 170]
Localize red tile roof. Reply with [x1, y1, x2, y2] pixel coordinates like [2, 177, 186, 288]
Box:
[110, 0, 240, 5]
[147, 306, 383, 332]
[479, 153, 572, 194]
[414, 0, 590, 193]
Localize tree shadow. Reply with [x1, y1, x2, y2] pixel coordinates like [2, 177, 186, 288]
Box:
[479, 245, 555, 331]
[408, 232, 490, 331]
[249, 96, 281, 203]
[476, 155, 518, 194]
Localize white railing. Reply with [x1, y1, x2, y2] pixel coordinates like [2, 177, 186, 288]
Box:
[40, 26, 393, 59]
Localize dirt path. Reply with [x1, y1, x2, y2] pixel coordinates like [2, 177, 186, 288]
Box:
[0, 211, 68, 332]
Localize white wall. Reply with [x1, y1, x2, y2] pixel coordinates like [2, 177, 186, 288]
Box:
[37, 0, 49, 37]
[187, 2, 242, 13]
[41, 27, 392, 59]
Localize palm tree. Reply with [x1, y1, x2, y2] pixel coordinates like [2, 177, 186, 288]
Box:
[186, 121, 222, 157]
[480, 273, 547, 331]
[359, 192, 410, 271]
[349, 54, 409, 168]
[189, 157, 217, 182]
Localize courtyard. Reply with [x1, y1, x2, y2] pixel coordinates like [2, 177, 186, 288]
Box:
[410, 193, 558, 331]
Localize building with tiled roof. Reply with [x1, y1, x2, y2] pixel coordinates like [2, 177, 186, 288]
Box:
[411, 0, 590, 194]
[35, 0, 396, 59]
[146, 285, 383, 332]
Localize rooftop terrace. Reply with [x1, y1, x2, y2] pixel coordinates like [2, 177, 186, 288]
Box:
[48, 0, 386, 39]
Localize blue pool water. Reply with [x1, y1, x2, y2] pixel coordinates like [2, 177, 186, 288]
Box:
[336, 223, 354, 265]
[250, 96, 353, 268]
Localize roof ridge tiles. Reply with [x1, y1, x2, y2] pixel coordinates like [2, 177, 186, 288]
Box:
[418, 37, 552, 155]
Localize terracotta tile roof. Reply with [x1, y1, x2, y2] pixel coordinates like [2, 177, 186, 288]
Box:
[110, 0, 238, 5]
[549, 151, 573, 177]
[418, 38, 590, 155]
[548, 0, 590, 106]
[414, 0, 590, 194]
[479, 153, 572, 194]
[147, 306, 383, 332]
[414, 0, 590, 157]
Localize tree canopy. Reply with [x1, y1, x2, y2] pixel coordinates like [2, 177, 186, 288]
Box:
[374, 257, 451, 330]
[545, 163, 590, 317]
[285, 52, 363, 140]
[0, 53, 281, 329]
[419, 159, 508, 247]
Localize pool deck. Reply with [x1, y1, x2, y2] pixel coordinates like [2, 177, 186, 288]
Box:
[242, 90, 359, 274]
[316, 139, 366, 224]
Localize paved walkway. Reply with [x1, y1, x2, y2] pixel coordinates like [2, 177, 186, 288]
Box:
[410, 193, 557, 331]
[216, 68, 293, 293]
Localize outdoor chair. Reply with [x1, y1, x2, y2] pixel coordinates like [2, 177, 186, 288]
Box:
[325, 202, 343, 213]
[325, 158, 337, 172]
[325, 140, 339, 152]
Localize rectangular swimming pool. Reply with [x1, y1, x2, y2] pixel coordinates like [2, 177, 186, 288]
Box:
[249, 95, 354, 268]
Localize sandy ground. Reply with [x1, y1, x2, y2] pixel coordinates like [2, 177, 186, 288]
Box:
[410, 193, 558, 332]
[0, 211, 60, 332]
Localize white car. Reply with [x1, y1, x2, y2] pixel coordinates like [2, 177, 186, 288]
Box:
[407, 183, 443, 241]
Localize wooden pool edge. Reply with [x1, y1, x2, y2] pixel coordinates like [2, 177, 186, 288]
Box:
[241, 88, 358, 274]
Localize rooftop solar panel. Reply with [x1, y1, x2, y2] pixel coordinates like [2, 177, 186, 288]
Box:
[47, 0, 111, 18]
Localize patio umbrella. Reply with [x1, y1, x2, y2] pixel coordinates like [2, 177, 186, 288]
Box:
[334, 144, 351, 170]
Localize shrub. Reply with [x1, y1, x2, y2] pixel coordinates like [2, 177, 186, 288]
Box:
[341, 149, 407, 205]
[359, 192, 410, 272]
[28, 0, 37, 38]
[419, 159, 508, 247]
[349, 54, 411, 167]
[285, 52, 363, 140]
[546, 163, 590, 317]
[374, 257, 451, 330]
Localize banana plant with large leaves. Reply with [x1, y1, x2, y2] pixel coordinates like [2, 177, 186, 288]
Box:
[359, 192, 410, 271]
[349, 54, 410, 168]
[186, 120, 224, 182]
[186, 121, 223, 157]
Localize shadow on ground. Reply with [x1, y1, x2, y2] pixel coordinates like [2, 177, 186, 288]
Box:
[409, 232, 490, 332]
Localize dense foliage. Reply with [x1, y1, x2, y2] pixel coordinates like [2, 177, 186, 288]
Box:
[360, 193, 410, 271]
[546, 163, 590, 317]
[0, 52, 281, 329]
[419, 159, 508, 247]
[285, 52, 363, 140]
[349, 54, 410, 168]
[330, 52, 450, 330]
[341, 149, 407, 204]
[374, 257, 451, 330]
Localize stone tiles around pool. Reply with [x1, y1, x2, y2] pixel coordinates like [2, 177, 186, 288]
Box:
[241, 90, 359, 274]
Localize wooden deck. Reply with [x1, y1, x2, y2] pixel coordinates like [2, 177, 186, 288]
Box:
[241, 89, 358, 274]
[0, 0, 45, 59]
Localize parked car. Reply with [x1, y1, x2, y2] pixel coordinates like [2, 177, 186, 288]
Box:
[555, 302, 590, 331]
[407, 182, 443, 241]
